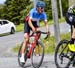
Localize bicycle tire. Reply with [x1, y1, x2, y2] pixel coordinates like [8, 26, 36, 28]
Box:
[31, 41, 44, 68]
[18, 42, 27, 67]
[55, 40, 71, 68]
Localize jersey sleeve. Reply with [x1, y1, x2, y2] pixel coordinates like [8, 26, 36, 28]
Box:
[43, 12, 47, 22]
[29, 9, 34, 19]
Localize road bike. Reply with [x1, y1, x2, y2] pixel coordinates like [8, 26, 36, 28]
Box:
[54, 26, 75, 68]
[18, 31, 49, 68]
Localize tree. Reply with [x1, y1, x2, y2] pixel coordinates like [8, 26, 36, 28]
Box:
[59, 0, 63, 18]
[51, 0, 60, 45]
[42, 0, 52, 20]
[57, 0, 68, 17]
[0, 0, 69, 24]
[3, 0, 30, 25]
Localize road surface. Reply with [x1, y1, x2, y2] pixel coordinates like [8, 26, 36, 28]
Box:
[0, 22, 72, 68]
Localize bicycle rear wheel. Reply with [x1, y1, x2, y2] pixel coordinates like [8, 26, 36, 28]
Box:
[31, 41, 44, 68]
[18, 42, 27, 67]
[55, 40, 72, 68]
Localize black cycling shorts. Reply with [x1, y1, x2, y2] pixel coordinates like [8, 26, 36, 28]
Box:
[24, 21, 39, 33]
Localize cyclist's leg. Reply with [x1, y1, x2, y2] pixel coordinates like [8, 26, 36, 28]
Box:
[22, 33, 29, 58]
[32, 21, 41, 55]
[35, 27, 41, 55]
[72, 25, 75, 39]
[68, 25, 75, 51]
[70, 26, 75, 44]
[20, 21, 30, 63]
[71, 25, 75, 66]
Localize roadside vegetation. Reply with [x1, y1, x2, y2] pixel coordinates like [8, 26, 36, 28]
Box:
[16, 17, 66, 32]
[12, 32, 70, 54]
[0, 17, 65, 36]
[0, 0, 69, 53]
[0, 0, 68, 25]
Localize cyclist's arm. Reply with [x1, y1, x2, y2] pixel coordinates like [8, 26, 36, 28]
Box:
[28, 18, 35, 32]
[28, 8, 36, 32]
[44, 21, 49, 33]
[43, 12, 49, 33]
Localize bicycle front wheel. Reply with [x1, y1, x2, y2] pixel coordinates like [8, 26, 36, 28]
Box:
[55, 40, 71, 68]
[31, 41, 44, 68]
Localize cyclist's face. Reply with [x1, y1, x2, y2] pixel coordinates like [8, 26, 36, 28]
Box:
[37, 7, 44, 13]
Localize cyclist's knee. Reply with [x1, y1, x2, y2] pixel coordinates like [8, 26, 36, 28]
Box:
[36, 27, 40, 31]
[24, 33, 29, 42]
[72, 35, 75, 39]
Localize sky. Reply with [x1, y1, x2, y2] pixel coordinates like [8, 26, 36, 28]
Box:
[0, 0, 6, 4]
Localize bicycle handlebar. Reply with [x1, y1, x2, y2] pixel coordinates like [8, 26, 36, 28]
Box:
[30, 31, 50, 39]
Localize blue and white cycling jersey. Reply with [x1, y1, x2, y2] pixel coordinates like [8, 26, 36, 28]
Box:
[29, 8, 47, 22]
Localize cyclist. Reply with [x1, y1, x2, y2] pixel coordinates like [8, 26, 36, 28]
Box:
[20, 1, 50, 63]
[65, 4, 75, 51]
[65, 4, 75, 66]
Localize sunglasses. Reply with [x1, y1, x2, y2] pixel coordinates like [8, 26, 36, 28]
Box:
[38, 7, 44, 10]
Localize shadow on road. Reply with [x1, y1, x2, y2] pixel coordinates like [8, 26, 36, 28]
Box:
[23, 61, 53, 68]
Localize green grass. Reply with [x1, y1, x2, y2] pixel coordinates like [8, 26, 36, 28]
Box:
[12, 44, 20, 53]
[59, 17, 66, 23]
[0, 33, 10, 37]
[16, 17, 66, 32]
[16, 23, 24, 32]
[40, 17, 65, 26]
[12, 17, 67, 53]
[12, 32, 70, 54]
[0, 17, 66, 36]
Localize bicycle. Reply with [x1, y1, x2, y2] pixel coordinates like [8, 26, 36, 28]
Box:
[18, 31, 49, 68]
[54, 26, 75, 68]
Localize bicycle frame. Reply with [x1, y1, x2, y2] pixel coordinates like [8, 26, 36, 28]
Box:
[27, 32, 40, 58]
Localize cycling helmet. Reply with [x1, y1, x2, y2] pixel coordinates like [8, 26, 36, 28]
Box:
[68, 4, 75, 14]
[36, 1, 45, 8]
[65, 4, 75, 25]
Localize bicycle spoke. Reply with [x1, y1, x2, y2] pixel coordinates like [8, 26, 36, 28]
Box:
[31, 41, 44, 68]
[18, 42, 27, 67]
[32, 45, 43, 63]
[55, 40, 72, 68]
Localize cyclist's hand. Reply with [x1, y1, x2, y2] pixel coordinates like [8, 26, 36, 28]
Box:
[47, 31, 50, 36]
[45, 31, 50, 39]
[32, 27, 36, 32]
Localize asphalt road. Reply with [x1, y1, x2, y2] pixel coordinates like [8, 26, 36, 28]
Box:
[0, 22, 71, 68]
[0, 54, 56, 68]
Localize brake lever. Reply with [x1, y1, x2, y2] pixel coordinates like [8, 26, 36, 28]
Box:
[44, 34, 49, 39]
[44, 32, 50, 39]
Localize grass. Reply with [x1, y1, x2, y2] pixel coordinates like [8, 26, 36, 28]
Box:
[0, 33, 11, 37]
[0, 17, 65, 36]
[12, 32, 71, 54]
[16, 23, 24, 32]
[41, 17, 65, 26]
[7, 17, 67, 53]
[16, 17, 66, 32]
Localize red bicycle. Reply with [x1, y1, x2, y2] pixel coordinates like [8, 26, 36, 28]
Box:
[18, 31, 49, 68]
